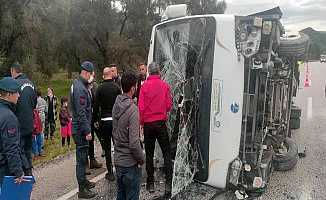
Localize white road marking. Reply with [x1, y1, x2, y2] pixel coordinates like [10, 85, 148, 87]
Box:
[55, 171, 106, 200]
[307, 97, 313, 120]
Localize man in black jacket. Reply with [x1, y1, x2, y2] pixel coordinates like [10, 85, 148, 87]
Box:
[10, 63, 37, 176]
[93, 67, 121, 181]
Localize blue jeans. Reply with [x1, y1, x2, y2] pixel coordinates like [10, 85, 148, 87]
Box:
[32, 133, 44, 156]
[116, 165, 142, 200]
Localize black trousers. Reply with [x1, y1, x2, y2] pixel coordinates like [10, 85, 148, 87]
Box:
[88, 129, 95, 160]
[99, 120, 114, 173]
[45, 119, 56, 139]
[21, 134, 33, 175]
[88, 123, 103, 160]
[144, 121, 172, 185]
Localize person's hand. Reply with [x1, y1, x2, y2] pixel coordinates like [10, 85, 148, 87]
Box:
[138, 160, 144, 166]
[94, 122, 99, 129]
[139, 126, 144, 142]
[86, 133, 92, 141]
[15, 176, 29, 184]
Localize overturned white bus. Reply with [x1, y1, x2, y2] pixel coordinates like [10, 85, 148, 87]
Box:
[147, 5, 309, 198]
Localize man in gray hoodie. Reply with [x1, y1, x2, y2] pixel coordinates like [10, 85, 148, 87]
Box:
[112, 71, 145, 200]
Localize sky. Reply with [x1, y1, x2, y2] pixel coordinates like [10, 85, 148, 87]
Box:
[224, 0, 326, 32]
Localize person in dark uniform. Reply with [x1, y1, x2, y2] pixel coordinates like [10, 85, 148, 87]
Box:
[0, 77, 25, 185]
[70, 61, 97, 199]
[93, 67, 121, 181]
[10, 63, 37, 176]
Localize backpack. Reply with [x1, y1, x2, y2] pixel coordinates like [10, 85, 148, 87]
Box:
[33, 109, 43, 135]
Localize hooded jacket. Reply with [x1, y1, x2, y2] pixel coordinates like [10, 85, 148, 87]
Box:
[112, 94, 144, 167]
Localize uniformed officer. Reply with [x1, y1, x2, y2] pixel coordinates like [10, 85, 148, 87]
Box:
[10, 62, 37, 176]
[70, 61, 97, 199]
[0, 77, 26, 185]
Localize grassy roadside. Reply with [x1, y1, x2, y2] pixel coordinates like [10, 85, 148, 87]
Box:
[33, 72, 75, 166]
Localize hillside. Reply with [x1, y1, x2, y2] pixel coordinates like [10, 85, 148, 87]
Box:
[300, 27, 326, 59]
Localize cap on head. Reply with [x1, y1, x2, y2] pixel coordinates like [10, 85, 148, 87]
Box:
[0, 77, 20, 93]
[81, 61, 94, 72]
[11, 62, 21, 69]
[148, 62, 160, 74]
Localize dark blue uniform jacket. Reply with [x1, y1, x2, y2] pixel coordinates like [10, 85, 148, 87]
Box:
[0, 99, 24, 182]
[70, 76, 92, 137]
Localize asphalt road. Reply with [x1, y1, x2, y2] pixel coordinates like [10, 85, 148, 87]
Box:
[260, 61, 326, 200]
[31, 62, 326, 200]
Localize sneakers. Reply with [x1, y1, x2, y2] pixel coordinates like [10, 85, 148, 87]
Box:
[85, 180, 96, 190]
[78, 188, 97, 199]
[146, 182, 155, 193]
[89, 159, 103, 169]
[105, 172, 115, 181]
[78, 181, 97, 199]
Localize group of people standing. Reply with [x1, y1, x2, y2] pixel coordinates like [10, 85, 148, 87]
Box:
[0, 60, 173, 200]
[32, 87, 61, 159]
[71, 61, 173, 200]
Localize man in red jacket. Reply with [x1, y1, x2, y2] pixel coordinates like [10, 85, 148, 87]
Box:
[138, 62, 173, 197]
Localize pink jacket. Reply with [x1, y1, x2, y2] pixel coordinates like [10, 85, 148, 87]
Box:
[138, 75, 172, 125]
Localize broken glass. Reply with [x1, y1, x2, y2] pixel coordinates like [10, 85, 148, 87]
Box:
[153, 17, 216, 197]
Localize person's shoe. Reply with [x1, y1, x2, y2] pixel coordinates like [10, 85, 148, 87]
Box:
[89, 159, 102, 169]
[84, 180, 96, 190]
[85, 168, 91, 175]
[105, 172, 115, 181]
[78, 188, 97, 199]
[146, 182, 155, 193]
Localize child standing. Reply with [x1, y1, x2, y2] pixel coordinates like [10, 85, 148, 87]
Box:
[59, 97, 72, 147]
[32, 90, 47, 158]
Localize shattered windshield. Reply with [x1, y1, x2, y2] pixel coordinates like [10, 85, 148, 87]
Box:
[153, 17, 216, 197]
